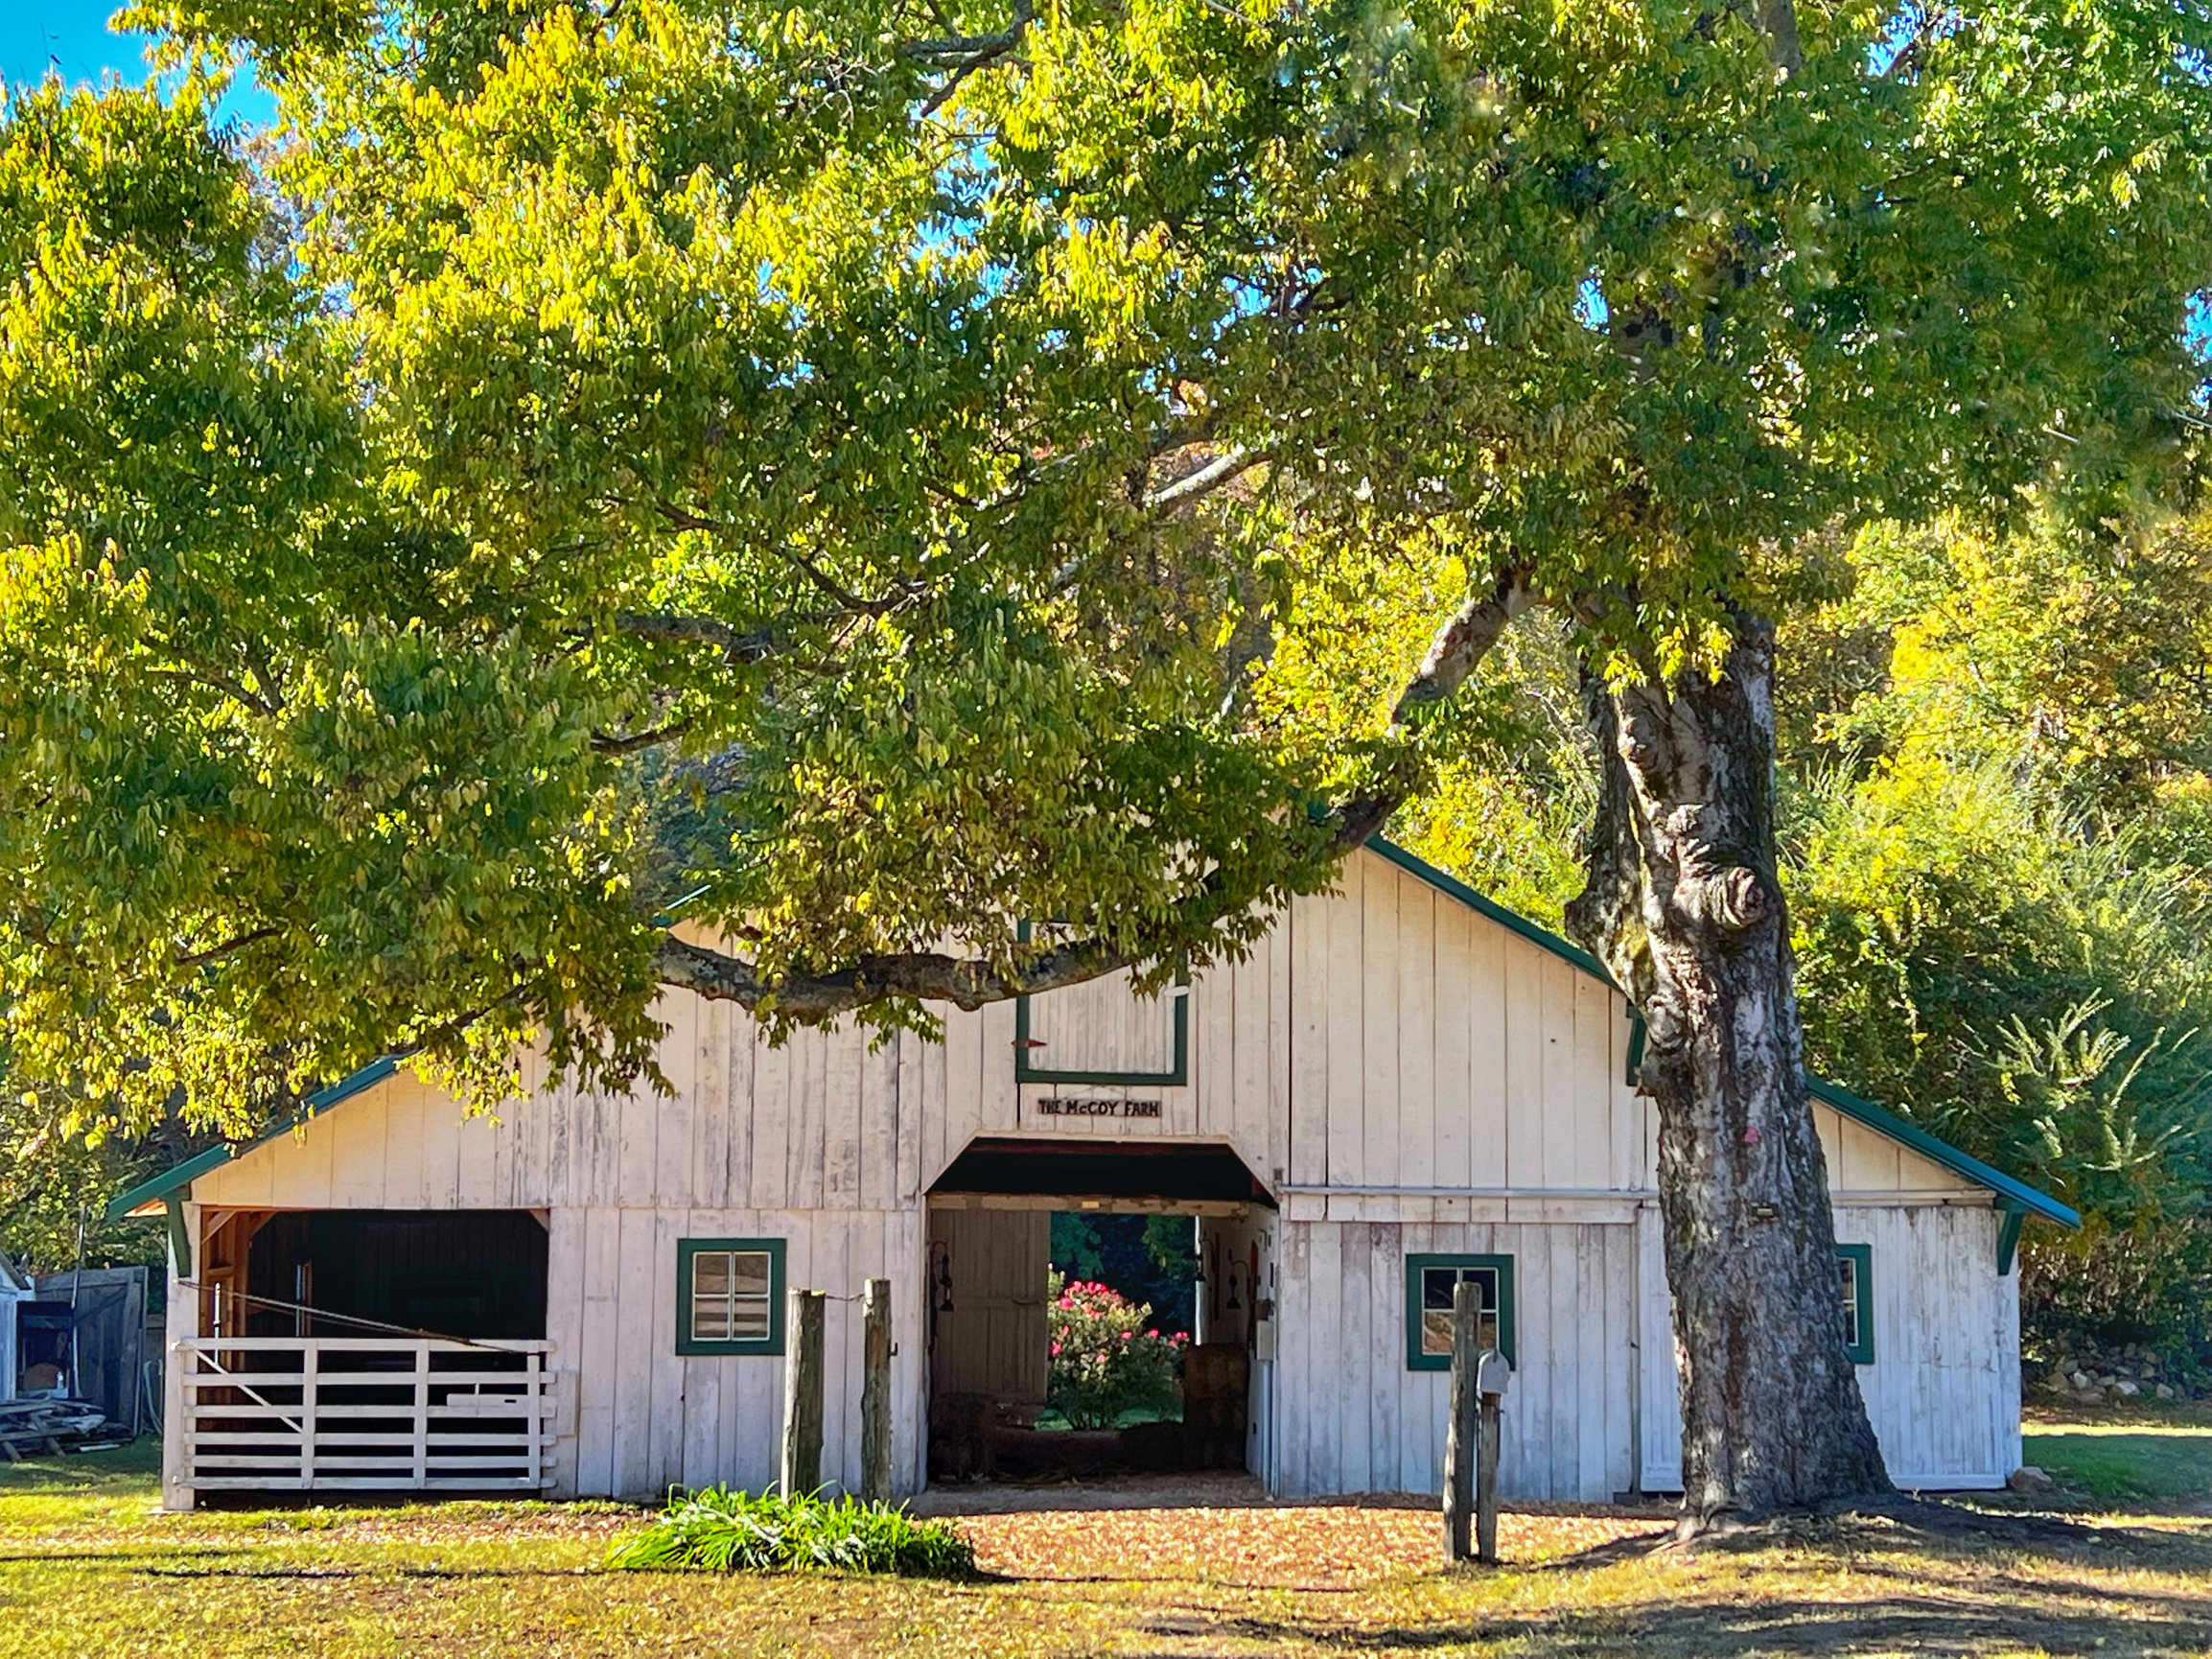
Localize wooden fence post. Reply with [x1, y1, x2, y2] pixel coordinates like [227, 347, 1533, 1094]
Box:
[781, 1288, 827, 1498]
[1442, 1279, 1480, 1561]
[1477, 1348, 1508, 1566]
[860, 1277, 893, 1504]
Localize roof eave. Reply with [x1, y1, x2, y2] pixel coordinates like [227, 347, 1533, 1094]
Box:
[1805, 1075, 2080, 1229]
[102, 1053, 409, 1222]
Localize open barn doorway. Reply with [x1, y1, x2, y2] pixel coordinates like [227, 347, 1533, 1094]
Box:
[173, 1210, 556, 1499]
[923, 1139, 1276, 1487]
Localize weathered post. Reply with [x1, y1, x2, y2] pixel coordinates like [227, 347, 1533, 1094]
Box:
[1477, 1347, 1509, 1565]
[1442, 1278, 1481, 1561]
[781, 1287, 827, 1497]
[860, 1277, 893, 1504]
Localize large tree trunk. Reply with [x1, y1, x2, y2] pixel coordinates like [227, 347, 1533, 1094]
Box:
[1566, 615, 1890, 1528]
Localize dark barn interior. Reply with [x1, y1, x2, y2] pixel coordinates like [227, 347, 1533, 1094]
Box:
[244, 1210, 549, 1340]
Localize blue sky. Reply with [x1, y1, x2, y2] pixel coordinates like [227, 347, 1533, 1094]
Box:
[1, 2, 271, 124]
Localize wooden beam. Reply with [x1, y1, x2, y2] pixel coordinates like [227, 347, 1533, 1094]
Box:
[925, 1193, 1250, 1218]
[1996, 1205, 2027, 1276]
[781, 1289, 827, 1497]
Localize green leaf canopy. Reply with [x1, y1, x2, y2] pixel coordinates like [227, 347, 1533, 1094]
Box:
[1, 0, 2205, 1127]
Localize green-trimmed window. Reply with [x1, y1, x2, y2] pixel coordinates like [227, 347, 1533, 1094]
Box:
[1837, 1244, 1874, 1365]
[1406, 1254, 1516, 1371]
[677, 1238, 785, 1356]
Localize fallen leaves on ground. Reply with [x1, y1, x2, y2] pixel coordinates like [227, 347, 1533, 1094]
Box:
[957, 1505, 1668, 1586]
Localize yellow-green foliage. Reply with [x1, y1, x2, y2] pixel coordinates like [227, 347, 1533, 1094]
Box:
[3, 0, 2207, 1146]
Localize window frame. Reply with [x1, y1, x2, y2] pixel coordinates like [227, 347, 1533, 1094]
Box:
[1405, 1252, 1517, 1371]
[1837, 1242, 1874, 1366]
[675, 1237, 786, 1357]
[1012, 922, 1190, 1087]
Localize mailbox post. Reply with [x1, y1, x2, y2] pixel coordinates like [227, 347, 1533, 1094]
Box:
[1476, 1346, 1508, 1564]
[1444, 1276, 1510, 1565]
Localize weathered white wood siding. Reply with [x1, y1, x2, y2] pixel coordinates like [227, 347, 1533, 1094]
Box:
[556, 1205, 927, 1502]
[179, 842, 2031, 1503]
[1636, 1117, 2018, 1491]
[1021, 968, 1181, 1077]
[195, 1005, 935, 1501]
[194, 993, 931, 1219]
[1280, 853, 1644, 1206]
[1272, 1219, 1640, 1501]
[924, 908, 1292, 1193]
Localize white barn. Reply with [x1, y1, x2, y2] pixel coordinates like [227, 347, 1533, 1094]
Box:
[116, 840, 2074, 1509]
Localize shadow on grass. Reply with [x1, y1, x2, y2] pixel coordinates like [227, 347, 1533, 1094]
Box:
[0, 1440, 161, 1493]
[1183, 1592, 2212, 1657]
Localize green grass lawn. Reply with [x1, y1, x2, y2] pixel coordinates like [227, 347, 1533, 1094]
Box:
[2025, 1411, 2212, 1506]
[5, 1437, 2212, 1657]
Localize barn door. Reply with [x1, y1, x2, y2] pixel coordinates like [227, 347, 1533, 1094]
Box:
[1015, 968, 1189, 1087]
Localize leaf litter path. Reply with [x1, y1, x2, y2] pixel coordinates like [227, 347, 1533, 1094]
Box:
[953, 1496, 1665, 1589]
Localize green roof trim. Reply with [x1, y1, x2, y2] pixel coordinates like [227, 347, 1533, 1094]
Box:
[1805, 1075, 2079, 1230]
[1368, 836, 2079, 1233]
[103, 1053, 408, 1222]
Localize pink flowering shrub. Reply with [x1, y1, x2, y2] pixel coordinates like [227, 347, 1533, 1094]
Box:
[1046, 1271, 1188, 1429]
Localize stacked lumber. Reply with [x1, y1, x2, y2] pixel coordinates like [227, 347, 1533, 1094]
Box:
[0, 1397, 111, 1460]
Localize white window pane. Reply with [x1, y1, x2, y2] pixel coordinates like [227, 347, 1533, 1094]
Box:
[732, 1296, 771, 1343]
[692, 1295, 732, 1341]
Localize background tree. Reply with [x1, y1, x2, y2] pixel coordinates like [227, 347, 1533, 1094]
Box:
[1383, 510, 2212, 1378]
[2, 0, 2206, 1522]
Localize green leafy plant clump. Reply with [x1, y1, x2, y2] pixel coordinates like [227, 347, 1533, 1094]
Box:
[605, 1486, 975, 1577]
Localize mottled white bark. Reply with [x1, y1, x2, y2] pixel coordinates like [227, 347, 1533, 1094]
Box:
[1568, 616, 1889, 1526]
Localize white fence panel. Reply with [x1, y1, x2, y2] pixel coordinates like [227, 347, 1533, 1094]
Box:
[177, 1336, 553, 1493]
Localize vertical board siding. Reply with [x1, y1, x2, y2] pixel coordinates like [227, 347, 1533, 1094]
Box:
[1637, 1203, 2014, 1492]
[181, 845, 2025, 1507]
[1272, 1218, 1639, 1502]
[1023, 966, 1182, 1075]
[544, 1204, 925, 1500]
[927, 1209, 1048, 1405]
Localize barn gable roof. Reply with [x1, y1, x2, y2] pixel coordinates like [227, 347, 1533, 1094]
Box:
[108, 840, 2078, 1230]
[1365, 838, 2080, 1230]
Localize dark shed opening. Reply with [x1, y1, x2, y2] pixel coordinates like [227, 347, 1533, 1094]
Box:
[245, 1211, 548, 1340]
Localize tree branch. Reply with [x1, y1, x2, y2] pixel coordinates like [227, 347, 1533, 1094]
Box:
[900, 0, 1030, 61]
[907, 0, 1033, 117]
[1390, 568, 1539, 723]
[1145, 447, 1269, 513]
[649, 571, 1543, 1018]
[593, 718, 692, 756]
[650, 501, 909, 619]
[613, 611, 792, 666]
[149, 662, 281, 719]
[172, 925, 280, 970]
[1752, 0, 1804, 74]
[1562, 660, 1652, 999]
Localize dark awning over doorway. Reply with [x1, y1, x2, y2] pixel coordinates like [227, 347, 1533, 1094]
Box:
[929, 1137, 1274, 1212]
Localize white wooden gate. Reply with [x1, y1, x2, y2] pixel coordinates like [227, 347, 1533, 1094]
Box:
[176, 1336, 553, 1493]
